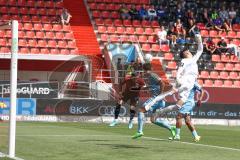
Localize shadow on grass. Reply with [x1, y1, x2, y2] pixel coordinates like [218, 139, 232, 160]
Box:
[96, 143, 147, 149]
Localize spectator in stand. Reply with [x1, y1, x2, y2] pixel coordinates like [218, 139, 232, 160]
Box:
[156, 5, 167, 22]
[157, 26, 169, 48]
[205, 38, 218, 55]
[217, 37, 233, 55]
[138, 5, 148, 20]
[227, 39, 240, 58]
[184, 9, 195, 24]
[186, 19, 199, 38]
[175, 4, 184, 20]
[167, 26, 177, 45]
[148, 5, 157, 21]
[229, 6, 237, 24]
[61, 8, 72, 25]
[219, 6, 229, 21]
[211, 8, 219, 22]
[174, 18, 186, 39]
[212, 18, 224, 32]
[222, 19, 232, 32]
[129, 5, 139, 20]
[119, 4, 131, 19]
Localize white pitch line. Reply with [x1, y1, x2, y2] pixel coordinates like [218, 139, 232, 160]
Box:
[0, 134, 239, 152]
[142, 136, 240, 152]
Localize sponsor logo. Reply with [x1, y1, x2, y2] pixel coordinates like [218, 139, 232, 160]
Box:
[69, 105, 89, 114]
[3, 86, 50, 95]
[98, 105, 127, 116]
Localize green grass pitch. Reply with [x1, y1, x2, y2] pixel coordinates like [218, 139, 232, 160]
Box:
[0, 122, 240, 160]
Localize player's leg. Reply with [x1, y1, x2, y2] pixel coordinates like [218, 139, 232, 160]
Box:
[150, 100, 176, 138]
[128, 104, 136, 129]
[184, 114, 201, 142]
[109, 99, 123, 127]
[155, 99, 183, 115]
[174, 113, 183, 140]
[132, 107, 146, 139]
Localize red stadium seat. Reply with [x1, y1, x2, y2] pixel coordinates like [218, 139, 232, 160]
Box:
[125, 27, 135, 34]
[22, 15, 31, 21]
[132, 20, 141, 27]
[166, 61, 177, 70]
[40, 48, 50, 54]
[214, 80, 223, 87]
[229, 72, 239, 80]
[58, 41, 67, 48]
[41, 16, 50, 22]
[110, 36, 119, 42]
[211, 54, 220, 62]
[197, 79, 204, 86]
[50, 49, 60, 54]
[48, 40, 57, 48]
[219, 31, 227, 38]
[0, 47, 10, 53]
[55, 32, 64, 39]
[18, 39, 27, 47]
[52, 24, 62, 32]
[148, 36, 157, 43]
[151, 44, 161, 52]
[1, 15, 10, 21]
[219, 71, 229, 79]
[224, 80, 233, 87]
[161, 44, 170, 52]
[43, 24, 52, 31]
[102, 11, 111, 18]
[145, 28, 153, 35]
[120, 36, 129, 42]
[215, 63, 224, 70]
[28, 39, 37, 47]
[34, 23, 43, 31]
[227, 31, 236, 38]
[32, 16, 40, 22]
[129, 35, 138, 42]
[225, 63, 234, 71]
[45, 1, 55, 8]
[0, 31, 5, 38]
[107, 26, 116, 34]
[123, 20, 132, 26]
[111, 11, 120, 19]
[199, 71, 209, 79]
[210, 71, 219, 79]
[138, 35, 148, 43]
[48, 9, 57, 16]
[60, 49, 70, 55]
[221, 54, 229, 62]
[19, 47, 29, 54]
[209, 30, 218, 37]
[18, 31, 25, 38]
[19, 8, 28, 15]
[142, 20, 151, 27]
[65, 32, 74, 40]
[232, 39, 240, 46]
[55, 1, 63, 8]
[17, 0, 27, 6]
[29, 8, 37, 15]
[233, 80, 240, 88]
[234, 63, 240, 71]
[95, 19, 104, 26]
[151, 21, 159, 27]
[30, 48, 40, 54]
[113, 19, 123, 26]
[230, 55, 239, 62]
[45, 32, 55, 39]
[5, 30, 12, 38]
[25, 31, 35, 38]
[24, 23, 33, 30]
[68, 41, 77, 48]
[9, 7, 18, 14]
[135, 27, 144, 35]
[0, 7, 8, 14]
[100, 34, 108, 42]
[0, 39, 7, 46]
[141, 43, 151, 52]
[97, 26, 107, 33]
[36, 1, 45, 8]
[200, 30, 209, 37]
[98, 3, 106, 11]
[204, 79, 213, 87]
[38, 8, 46, 15]
[104, 19, 113, 26]
[164, 53, 174, 60]
[92, 11, 101, 18]
[116, 27, 125, 34]
[38, 40, 47, 48]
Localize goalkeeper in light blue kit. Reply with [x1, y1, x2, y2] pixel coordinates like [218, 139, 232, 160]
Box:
[132, 63, 176, 139]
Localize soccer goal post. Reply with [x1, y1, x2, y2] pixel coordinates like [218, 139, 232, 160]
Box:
[0, 20, 18, 158]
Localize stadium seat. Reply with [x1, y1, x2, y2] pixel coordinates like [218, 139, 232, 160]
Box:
[55, 32, 64, 39]
[219, 31, 227, 38]
[227, 31, 236, 38]
[166, 61, 177, 70]
[225, 63, 234, 71]
[151, 21, 159, 27]
[38, 40, 47, 48]
[199, 71, 209, 79]
[38, 8, 46, 15]
[233, 80, 240, 88]
[200, 30, 208, 37]
[40, 48, 50, 54]
[102, 11, 110, 18]
[125, 27, 135, 34]
[19, 8, 28, 15]
[1, 15, 10, 21]
[148, 36, 157, 43]
[0, 39, 7, 46]
[18, 31, 25, 38]
[55, 1, 63, 8]
[138, 35, 148, 43]
[221, 54, 229, 62]
[45, 1, 55, 8]
[48, 40, 57, 48]
[145, 28, 153, 35]
[19, 47, 29, 54]
[210, 71, 219, 79]
[104, 19, 113, 26]
[29, 8, 37, 15]
[34, 23, 43, 31]
[224, 80, 233, 87]
[214, 80, 223, 87]
[60, 49, 70, 54]
[135, 27, 144, 35]
[98, 3, 106, 11]
[68, 41, 77, 48]
[230, 55, 239, 62]
[133, 20, 141, 27]
[120, 36, 129, 42]
[107, 26, 116, 34]
[0, 31, 5, 38]
[65, 32, 74, 40]
[92, 11, 101, 18]
[164, 53, 174, 60]
[211, 54, 220, 62]
[98, 26, 107, 33]
[22, 15, 31, 21]
[219, 71, 229, 79]
[204, 79, 213, 87]
[152, 44, 161, 52]
[142, 20, 151, 27]
[116, 27, 125, 34]
[95, 19, 104, 25]
[50, 49, 60, 54]
[24, 23, 33, 30]
[89, 3, 97, 10]
[141, 43, 151, 52]
[110, 36, 119, 42]
[0, 47, 10, 53]
[234, 63, 240, 71]
[123, 20, 132, 26]
[30, 48, 40, 54]
[232, 39, 240, 46]
[25, 31, 35, 38]
[114, 19, 123, 26]
[229, 72, 239, 80]
[9, 7, 19, 14]
[43, 24, 53, 31]
[215, 63, 224, 70]
[52, 24, 62, 31]
[161, 44, 170, 52]
[129, 35, 138, 42]
[18, 39, 27, 47]
[28, 39, 37, 47]
[36, 1, 45, 8]
[17, 0, 27, 6]
[45, 32, 55, 39]
[5, 30, 12, 38]
[100, 34, 108, 42]
[58, 41, 67, 48]
[111, 11, 120, 19]
[197, 79, 204, 86]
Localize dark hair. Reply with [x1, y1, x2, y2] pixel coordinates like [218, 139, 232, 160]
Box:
[180, 47, 189, 59]
[143, 63, 152, 71]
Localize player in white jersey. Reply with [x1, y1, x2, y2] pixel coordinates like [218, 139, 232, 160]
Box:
[156, 34, 203, 114]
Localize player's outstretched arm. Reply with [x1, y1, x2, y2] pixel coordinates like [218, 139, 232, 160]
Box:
[193, 34, 203, 62]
